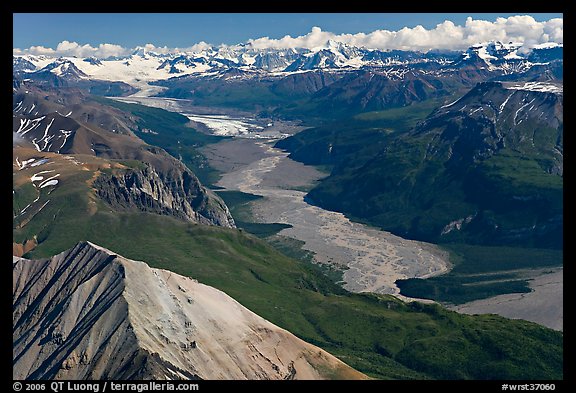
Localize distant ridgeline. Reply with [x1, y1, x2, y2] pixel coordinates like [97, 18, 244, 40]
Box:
[13, 41, 562, 116]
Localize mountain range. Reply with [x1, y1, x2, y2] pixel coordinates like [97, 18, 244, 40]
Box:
[13, 41, 562, 118]
[14, 41, 563, 77]
[13, 38, 563, 380]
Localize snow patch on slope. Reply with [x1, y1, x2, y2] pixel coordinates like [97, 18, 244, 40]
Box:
[504, 81, 563, 94]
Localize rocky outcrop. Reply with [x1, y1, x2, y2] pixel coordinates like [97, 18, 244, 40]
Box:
[12, 238, 38, 257]
[93, 164, 235, 228]
[13, 242, 366, 380]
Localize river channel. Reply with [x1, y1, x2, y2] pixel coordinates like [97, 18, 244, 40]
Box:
[113, 95, 450, 298]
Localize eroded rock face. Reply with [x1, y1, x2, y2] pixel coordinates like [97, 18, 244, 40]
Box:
[93, 164, 235, 228]
[13, 242, 366, 380]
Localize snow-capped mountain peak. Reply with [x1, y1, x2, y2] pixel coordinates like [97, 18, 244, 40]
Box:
[83, 56, 103, 66]
[130, 47, 166, 59]
[42, 59, 88, 79]
[485, 41, 523, 59]
[13, 40, 562, 90]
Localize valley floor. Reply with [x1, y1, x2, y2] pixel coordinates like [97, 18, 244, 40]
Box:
[204, 137, 563, 331]
[114, 94, 562, 331]
[202, 138, 450, 297]
[448, 268, 563, 331]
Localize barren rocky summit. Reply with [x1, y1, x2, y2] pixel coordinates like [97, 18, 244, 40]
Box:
[13, 242, 366, 380]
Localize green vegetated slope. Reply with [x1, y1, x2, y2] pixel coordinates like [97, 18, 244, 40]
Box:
[14, 169, 562, 380]
[216, 190, 292, 238]
[276, 83, 563, 303]
[155, 73, 297, 111]
[152, 70, 462, 121]
[153, 70, 340, 120]
[279, 84, 562, 247]
[92, 96, 223, 185]
[275, 98, 443, 168]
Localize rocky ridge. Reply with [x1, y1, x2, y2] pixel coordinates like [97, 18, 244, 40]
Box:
[93, 163, 234, 227]
[13, 242, 366, 380]
[13, 85, 235, 228]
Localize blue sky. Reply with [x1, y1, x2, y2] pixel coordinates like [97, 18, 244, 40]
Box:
[13, 13, 563, 49]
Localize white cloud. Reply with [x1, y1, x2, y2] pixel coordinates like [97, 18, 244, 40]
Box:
[13, 15, 563, 58]
[96, 43, 129, 58]
[15, 40, 129, 58]
[13, 45, 56, 56]
[245, 15, 562, 51]
[141, 43, 172, 54]
[248, 26, 335, 50]
[183, 41, 213, 53]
